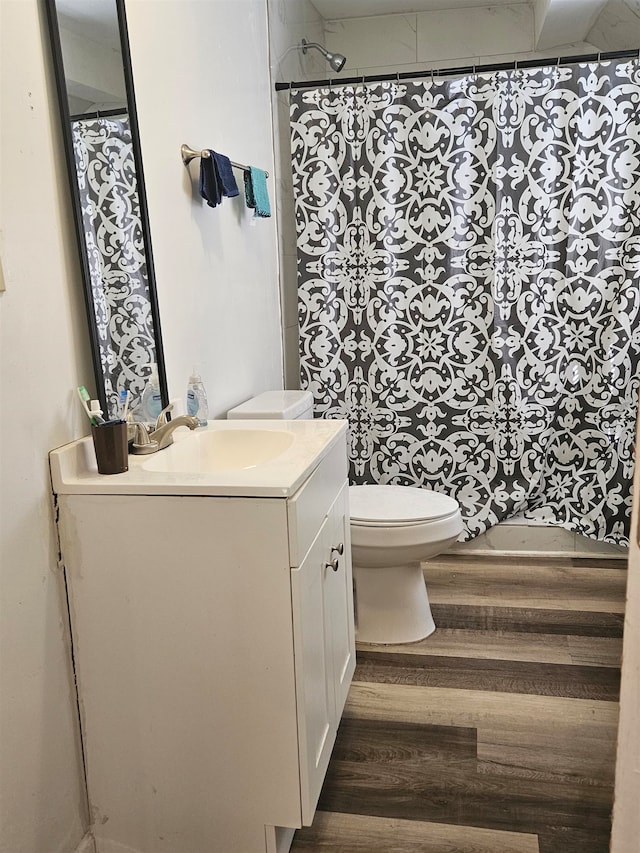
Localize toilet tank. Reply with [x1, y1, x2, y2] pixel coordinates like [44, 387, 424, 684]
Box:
[227, 390, 314, 420]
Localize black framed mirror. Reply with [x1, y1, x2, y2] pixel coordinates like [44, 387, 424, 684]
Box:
[44, 0, 168, 421]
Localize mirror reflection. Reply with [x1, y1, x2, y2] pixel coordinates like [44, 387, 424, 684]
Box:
[47, 0, 167, 421]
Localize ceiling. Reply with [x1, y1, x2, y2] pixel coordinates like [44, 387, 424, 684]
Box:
[55, 0, 120, 49]
[310, 0, 531, 17]
[308, 0, 639, 50]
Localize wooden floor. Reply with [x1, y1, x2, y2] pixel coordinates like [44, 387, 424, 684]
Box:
[291, 553, 627, 853]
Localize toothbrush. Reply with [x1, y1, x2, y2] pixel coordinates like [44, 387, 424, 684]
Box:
[77, 386, 104, 426]
[119, 389, 130, 421]
[77, 385, 96, 424]
[89, 400, 106, 425]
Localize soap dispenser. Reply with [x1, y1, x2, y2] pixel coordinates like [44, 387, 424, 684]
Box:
[186, 369, 208, 427]
[140, 365, 163, 424]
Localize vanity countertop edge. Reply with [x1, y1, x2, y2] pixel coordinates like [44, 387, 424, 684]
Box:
[49, 418, 349, 498]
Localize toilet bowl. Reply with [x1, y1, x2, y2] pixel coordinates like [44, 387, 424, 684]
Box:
[350, 485, 463, 645]
[227, 392, 464, 646]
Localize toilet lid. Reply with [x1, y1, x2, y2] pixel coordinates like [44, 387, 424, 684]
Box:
[349, 485, 459, 525]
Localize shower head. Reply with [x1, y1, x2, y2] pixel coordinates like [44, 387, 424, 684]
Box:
[300, 38, 346, 73]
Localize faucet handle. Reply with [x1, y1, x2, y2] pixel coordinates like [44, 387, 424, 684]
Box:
[155, 403, 174, 430]
[131, 423, 159, 455]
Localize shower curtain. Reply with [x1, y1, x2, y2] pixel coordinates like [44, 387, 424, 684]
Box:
[72, 114, 155, 417]
[290, 60, 640, 545]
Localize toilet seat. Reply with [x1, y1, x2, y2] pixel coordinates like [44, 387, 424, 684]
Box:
[349, 484, 464, 569]
[349, 485, 459, 527]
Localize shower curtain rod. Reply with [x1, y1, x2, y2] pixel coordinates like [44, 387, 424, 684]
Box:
[274, 47, 639, 91]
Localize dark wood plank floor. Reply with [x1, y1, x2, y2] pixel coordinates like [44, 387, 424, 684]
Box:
[291, 553, 627, 853]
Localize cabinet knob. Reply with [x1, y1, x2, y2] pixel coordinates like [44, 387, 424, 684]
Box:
[325, 558, 340, 572]
[331, 543, 344, 556]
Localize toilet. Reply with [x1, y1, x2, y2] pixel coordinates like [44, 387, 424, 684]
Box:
[227, 391, 464, 645]
[349, 484, 463, 644]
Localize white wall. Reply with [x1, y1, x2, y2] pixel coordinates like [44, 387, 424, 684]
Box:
[612, 405, 640, 850]
[0, 2, 92, 851]
[1, 0, 284, 850]
[125, 0, 283, 418]
[267, 0, 327, 388]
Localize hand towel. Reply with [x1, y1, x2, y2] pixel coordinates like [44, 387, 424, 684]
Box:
[198, 150, 239, 208]
[211, 151, 239, 198]
[243, 167, 271, 218]
[199, 151, 221, 208]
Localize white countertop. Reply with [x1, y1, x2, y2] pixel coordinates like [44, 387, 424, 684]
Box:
[49, 419, 348, 498]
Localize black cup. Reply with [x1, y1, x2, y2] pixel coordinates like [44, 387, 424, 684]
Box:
[91, 421, 129, 474]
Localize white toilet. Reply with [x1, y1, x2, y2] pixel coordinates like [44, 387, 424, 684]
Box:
[349, 484, 463, 644]
[227, 391, 464, 645]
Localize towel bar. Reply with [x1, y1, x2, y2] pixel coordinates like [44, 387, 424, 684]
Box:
[181, 144, 269, 178]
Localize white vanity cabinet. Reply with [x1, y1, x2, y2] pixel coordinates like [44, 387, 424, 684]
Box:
[290, 482, 354, 825]
[51, 423, 355, 853]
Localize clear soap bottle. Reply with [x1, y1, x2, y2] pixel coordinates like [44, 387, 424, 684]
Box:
[186, 369, 208, 427]
[141, 366, 163, 424]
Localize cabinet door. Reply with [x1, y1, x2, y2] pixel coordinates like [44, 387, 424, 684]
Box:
[324, 484, 356, 720]
[290, 484, 357, 827]
[291, 517, 337, 826]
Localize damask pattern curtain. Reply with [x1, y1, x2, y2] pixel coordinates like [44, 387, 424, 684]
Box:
[72, 115, 155, 418]
[291, 60, 640, 545]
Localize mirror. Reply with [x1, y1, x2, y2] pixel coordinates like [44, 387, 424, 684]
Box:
[45, 0, 168, 421]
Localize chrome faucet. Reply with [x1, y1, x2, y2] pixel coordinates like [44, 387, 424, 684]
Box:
[150, 414, 200, 449]
[131, 404, 200, 454]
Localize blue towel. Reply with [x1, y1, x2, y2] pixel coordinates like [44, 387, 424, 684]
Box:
[198, 150, 239, 208]
[212, 151, 239, 198]
[199, 152, 221, 207]
[243, 167, 271, 218]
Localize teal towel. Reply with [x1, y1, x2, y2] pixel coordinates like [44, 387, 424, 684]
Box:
[244, 167, 271, 218]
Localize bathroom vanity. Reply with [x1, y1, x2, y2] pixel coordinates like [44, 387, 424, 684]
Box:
[50, 420, 355, 853]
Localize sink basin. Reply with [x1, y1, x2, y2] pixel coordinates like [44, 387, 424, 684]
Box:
[141, 428, 295, 473]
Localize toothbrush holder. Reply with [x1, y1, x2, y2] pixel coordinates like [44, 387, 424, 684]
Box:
[91, 421, 129, 474]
